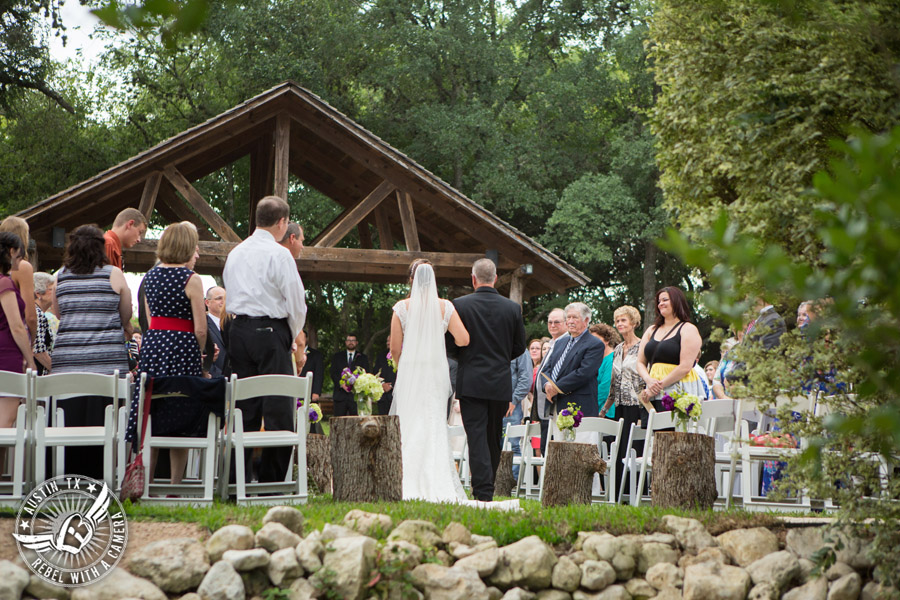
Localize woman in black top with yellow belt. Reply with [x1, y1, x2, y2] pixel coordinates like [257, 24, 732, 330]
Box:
[636, 286, 705, 411]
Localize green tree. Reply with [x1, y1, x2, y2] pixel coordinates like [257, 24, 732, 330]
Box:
[650, 0, 900, 260]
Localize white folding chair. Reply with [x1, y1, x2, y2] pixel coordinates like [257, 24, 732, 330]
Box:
[510, 422, 543, 499]
[448, 425, 470, 489]
[577, 417, 625, 504]
[0, 369, 32, 506]
[735, 394, 814, 512]
[219, 373, 312, 505]
[137, 373, 222, 505]
[631, 409, 678, 507]
[617, 421, 646, 505]
[33, 370, 126, 489]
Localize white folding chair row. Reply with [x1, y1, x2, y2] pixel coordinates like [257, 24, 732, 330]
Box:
[448, 425, 470, 489]
[218, 373, 312, 505]
[515, 422, 545, 499]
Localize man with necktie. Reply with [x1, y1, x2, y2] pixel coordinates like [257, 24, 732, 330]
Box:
[330, 333, 369, 416]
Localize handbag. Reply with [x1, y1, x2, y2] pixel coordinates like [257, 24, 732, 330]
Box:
[121, 378, 153, 502]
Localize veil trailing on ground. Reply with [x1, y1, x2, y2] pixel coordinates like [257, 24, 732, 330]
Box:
[390, 264, 451, 417]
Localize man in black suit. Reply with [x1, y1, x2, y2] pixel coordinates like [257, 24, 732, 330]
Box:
[205, 286, 228, 378]
[330, 333, 369, 416]
[451, 258, 527, 501]
[373, 335, 397, 415]
[297, 329, 324, 401]
[541, 302, 605, 419]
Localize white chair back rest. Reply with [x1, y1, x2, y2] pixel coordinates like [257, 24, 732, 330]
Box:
[0, 370, 29, 397]
[232, 373, 312, 429]
[698, 399, 735, 436]
[503, 423, 529, 451]
[33, 371, 122, 402]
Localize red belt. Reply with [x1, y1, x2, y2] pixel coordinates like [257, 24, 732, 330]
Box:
[149, 317, 194, 332]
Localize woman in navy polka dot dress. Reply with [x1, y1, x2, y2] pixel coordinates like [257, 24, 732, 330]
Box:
[139, 222, 206, 486]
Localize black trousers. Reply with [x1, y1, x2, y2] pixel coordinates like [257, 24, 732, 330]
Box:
[459, 395, 508, 501]
[228, 317, 295, 483]
[614, 403, 648, 502]
[333, 398, 358, 417]
[57, 395, 112, 481]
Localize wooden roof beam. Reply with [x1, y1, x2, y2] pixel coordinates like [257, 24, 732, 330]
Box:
[138, 172, 162, 220]
[157, 182, 217, 241]
[397, 191, 420, 252]
[273, 113, 290, 200]
[375, 206, 394, 250]
[314, 180, 395, 248]
[163, 165, 242, 243]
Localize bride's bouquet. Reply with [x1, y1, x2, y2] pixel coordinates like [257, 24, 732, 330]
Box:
[341, 367, 385, 416]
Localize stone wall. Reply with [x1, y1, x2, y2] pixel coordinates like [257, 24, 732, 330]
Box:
[1, 508, 894, 600]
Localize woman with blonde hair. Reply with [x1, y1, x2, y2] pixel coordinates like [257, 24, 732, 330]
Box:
[135, 221, 207, 487]
[0, 217, 37, 338]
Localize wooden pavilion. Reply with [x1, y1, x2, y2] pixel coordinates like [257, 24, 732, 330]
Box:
[17, 82, 587, 302]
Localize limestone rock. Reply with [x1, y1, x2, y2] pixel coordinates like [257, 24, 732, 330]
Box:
[645, 563, 683, 591]
[798, 559, 816, 582]
[263, 506, 305, 535]
[653, 588, 683, 600]
[581, 561, 617, 592]
[827, 573, 861, 600]
[295, 537, 324, 573]
[786, 529, 873, 570]
[624, 578, 657, 600]
[383, 540, 425, 570]
[573, 585, 632, 600]
[314, 535, 376, 600]
[746, 550, 801, 590]
[861, 582, 896, 600]
[502, 588, 537, 600]
[456, 547, 500, 578]
[748, 583, 779, 600]
[637, 543, 680, 574]
[410, 564, 490, 600]
[786, 528, 826, 561]
[612, 554, 636, 581]
[569, 551, 588, 566]
[70, 568, 167, 600]
[451, 542, 476, 559]
[196, 561, 245, 600]
[537, 591, 574, 600]
[128, 538, 210, 593]
[660, 516, 716, 554]
[472, 534, 495, 545]
[637, 534, 677, 547]
[27, 574, 71, 600]
[343, 509, 393, 538]
[387, 520, 443, 549]
[287, 578, 320, 600]
[268, 547, 303, 587]
[783, 577, 828, 600]
[488, 587, 504, 600]
[682, 561, 750, 600]
[575, 532, 609, 551]
[582, 534, 620, 562]
[256, 522, 302, 553]
[435, 550, 453, 566]
[0, 561, 31, 600]
[222, 549, 270, 572]
[551, 556, 582, 592]
[488, 536, 558, 590]
[206, 525, 255, 563]
[443, 522, 473, 546]
[178, 594, 202, 600]
[319, 523, 361, 542]
[678, 547, 730, 569]
[716, 528, 779, 568]
[825, 563, 856, 582]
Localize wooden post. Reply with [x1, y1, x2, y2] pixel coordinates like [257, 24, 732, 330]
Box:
[494, 450, 516, 497]
[541, 441, 606, 507]
[273, 113, 291, 200]
[509, 272, 524, 306]
[138, 171, 162, 220]
[306, 433, 332, 495]
[330, 415, 402, 502]
[397, 191, 421, 252]
[651, 432, 717, 509]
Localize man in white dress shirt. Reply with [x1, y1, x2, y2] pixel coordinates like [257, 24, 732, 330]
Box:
[223, 196, 307, 483]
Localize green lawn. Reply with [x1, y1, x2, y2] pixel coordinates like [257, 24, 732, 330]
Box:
[118, 495, 781, 548]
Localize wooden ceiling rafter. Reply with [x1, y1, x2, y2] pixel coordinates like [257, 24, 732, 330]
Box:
[313, 180, 395, 248]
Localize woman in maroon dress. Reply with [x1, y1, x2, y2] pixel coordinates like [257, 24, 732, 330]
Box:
[0, 231, 36, 468]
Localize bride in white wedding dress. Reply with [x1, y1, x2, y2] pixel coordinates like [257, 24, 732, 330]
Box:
[389, 260, 519, 510]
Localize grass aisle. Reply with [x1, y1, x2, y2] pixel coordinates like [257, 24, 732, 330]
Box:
[121, 496, 781, 547]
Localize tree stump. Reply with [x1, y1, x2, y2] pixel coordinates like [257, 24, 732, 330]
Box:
[651, 431, 717, 509]
[330, 415, 402, 502]
[494, 450, 516, 497]
[306, 433, 332, 495]
[541, 441, 606, 507]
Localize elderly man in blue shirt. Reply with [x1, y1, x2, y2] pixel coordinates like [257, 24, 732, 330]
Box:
[503, 349, 534, 481]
